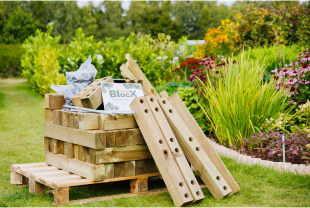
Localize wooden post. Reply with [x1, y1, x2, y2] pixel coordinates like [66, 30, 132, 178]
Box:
[10, 171, 24, 184]
[54, 188, 69, 206]
[130, 177, 148, 195]
[29, 177, 46, 194]
[120, 64, 137, 80]
[158, 97, 232, 200]
[126, 54, 159, 97]
[168, 93, 240, 195]
[130, 97, 193, 206]
[145, 95, 204, 203]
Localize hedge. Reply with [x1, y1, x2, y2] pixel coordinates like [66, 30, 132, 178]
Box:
[0, 44, 23, 78]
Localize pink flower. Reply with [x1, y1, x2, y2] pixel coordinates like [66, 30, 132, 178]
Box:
[287, 78, 297, 84]
[298, 79, 310, 84]
[289, 100, 297, 104]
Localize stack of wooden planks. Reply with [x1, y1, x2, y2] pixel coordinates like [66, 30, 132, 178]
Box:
[44, 93, 159, 182]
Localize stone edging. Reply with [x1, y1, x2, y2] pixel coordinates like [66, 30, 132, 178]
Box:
[208, 140, 310, 175]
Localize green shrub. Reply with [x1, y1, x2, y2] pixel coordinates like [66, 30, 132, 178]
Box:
[0, 44, 23, 78]
[155, 81, 210, 133]
[199, 53, 293, 147]
[21, 25, 65, 95]
[234, 44, 306, 75]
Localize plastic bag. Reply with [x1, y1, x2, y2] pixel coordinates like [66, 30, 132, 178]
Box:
[50, 55, 97, 109]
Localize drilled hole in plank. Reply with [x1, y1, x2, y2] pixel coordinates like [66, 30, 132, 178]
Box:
[175, 148, 179, 153]
[189, 137, 193, 142]
[91, 88, 96, 91]
[97, 83, 101, 86]
[162, 100, 166, 104]
[144, 109, 149, 113]
[170, 138, 174, 142]
[159, 139, 163, 144]
[223, 186, 227, 190]
[216, 176, 220, 180]
[140, 99, 144, 103]
[163, 150, 168, 155]
[184, 193, 189, 198]
[179, 182, 183, 187]
[169, 109, 173, 113]
[155, 107, 159, 112]
[196, 191, 200, 196]
[150, 98, 154, 102]
[86, 94, 90, 97]
[196, 147, 200, 151]
[103, 78, 107, 80]
[191, 180, 195, 185]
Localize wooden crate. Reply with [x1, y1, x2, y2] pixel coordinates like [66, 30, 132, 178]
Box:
[10, 162, 169, 206]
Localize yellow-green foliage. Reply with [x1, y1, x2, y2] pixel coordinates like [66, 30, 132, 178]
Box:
[33, 46, 66, 95]
[21, 25, 65, 95]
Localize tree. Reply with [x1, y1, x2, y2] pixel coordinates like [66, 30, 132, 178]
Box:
[80, 4, 98, 37]
[2, 6, 39, 44]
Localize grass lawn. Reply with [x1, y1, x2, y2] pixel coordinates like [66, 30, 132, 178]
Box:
[0, 81, 310, 207]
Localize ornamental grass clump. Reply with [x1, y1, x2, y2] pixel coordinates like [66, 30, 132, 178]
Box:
[199, 53, 292, 147]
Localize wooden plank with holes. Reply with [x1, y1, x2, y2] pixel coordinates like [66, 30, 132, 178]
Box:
[45, 151, 114, 181]
[72, 78, 107, 107]
[120, 64, 137, 79]
[130, 96, 193, 206]
[145, 95, 204, 203]
[158, 97, 232, 199]
[126, 54, 159, 97]
[81, 76, 114, 109]
[44, 123, 106, 149]
[98, 114, 138, 131]
[168, 93, 240, 195]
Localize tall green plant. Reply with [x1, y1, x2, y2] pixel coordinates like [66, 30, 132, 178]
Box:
[199, 53, 292, 147]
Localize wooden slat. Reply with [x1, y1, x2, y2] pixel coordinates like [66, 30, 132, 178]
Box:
[130, 97, 193, 206]
[168, 93, 240, 195]
[98, 114, 138, 131]
[44, 123, 106, 149]
[62, 111, 69, 127]
[126, 54, 159, 97]
[120, 64, 137, 79]
[40, 175, 82, 184]
[81, 76, 114, 109]
[72, 78, 107, 107]
[21, 167, 59, 177]
[11, 163, 47, 171]
[158, 97, 232, 199]
[145, 95, 204, 202]
[51, 173, 161, 188]
[45, 151, 114, 182]
[159, 91, 169, 98]
[53, 110, 61, 125]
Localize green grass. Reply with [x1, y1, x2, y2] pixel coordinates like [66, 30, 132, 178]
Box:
[0, 81, 310, 207]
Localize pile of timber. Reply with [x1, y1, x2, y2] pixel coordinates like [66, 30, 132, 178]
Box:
[11, 53, 239, 206]
[44, 93, 159, 182]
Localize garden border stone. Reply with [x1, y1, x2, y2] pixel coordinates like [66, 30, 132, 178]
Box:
[209, 139, 309, 175]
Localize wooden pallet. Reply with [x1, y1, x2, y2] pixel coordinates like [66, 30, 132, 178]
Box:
[10, 162, 169, 206]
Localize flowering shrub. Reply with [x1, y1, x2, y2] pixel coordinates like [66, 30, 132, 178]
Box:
[173, 54, 227, 86]
[196, 19, 239, 57]
[271, 47, 310, 104]
[242, 132, 310, 165]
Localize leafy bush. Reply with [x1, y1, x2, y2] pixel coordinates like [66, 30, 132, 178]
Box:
[0, 44, 23, 78]
[199, 53, 292, 147]
[21, 25, 65, 95]
[234, 44, 306, 75]
[247, 132, 310, 165]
